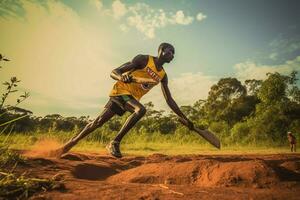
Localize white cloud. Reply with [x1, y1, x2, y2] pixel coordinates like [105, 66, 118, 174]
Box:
[126, 3, 168, 39]
[119, 24, 129, 32]
[172, 10, 193, 25]
[106, 1, 205, 39]
[90, 0, 103, 11]
[141, 72, 215, 111]
[268, 35, 300, 61]
[269, 52, 278, 60]
[127, 12, 156, 38]
[112, 0, 127, 19]
[196, 12, 207, 21]
[234, 56, 300, 81]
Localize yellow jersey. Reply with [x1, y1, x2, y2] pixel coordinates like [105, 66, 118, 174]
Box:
[109, 56, 166, 100]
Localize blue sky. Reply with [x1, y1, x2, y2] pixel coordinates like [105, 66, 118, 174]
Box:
[1, 0, 300, 117]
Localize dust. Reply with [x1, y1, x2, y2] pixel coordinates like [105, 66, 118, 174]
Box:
[24, 138, 62, 157]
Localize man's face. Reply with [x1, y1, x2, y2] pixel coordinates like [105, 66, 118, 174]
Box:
[161, 46, 174, 63]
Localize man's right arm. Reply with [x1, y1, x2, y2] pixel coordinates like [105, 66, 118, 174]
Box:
[110, 55, 148, 82]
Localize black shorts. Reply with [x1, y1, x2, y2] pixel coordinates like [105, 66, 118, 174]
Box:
[104, 95, 134, 116]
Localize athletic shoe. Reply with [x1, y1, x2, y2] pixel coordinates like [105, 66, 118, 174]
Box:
[106, 140, 122, 158]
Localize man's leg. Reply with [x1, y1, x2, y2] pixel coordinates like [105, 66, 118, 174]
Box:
[107, 98, 146, 158]
[293, 144, 296, 152]
[291, 144, 293, 152]
[58, 107, 116, 155]
[114, 98, 146, 142]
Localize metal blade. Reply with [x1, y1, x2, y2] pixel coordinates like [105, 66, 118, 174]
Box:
[193, 127, 221, 149]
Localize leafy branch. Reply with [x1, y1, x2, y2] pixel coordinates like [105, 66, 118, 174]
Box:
[0, 54, 10, 69]
[1, 77, 20, 109]
[0, 54, 30, 127]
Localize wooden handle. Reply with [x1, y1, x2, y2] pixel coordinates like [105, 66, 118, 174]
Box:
[178, 117, 189, 127]
[132, 77, 157, 84]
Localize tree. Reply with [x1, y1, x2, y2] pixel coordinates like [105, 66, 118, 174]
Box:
[204, 77, 248, 125]
[257, 72, 289, 104]
[245, 79, 262, 96]
[234, 71, 300, 144]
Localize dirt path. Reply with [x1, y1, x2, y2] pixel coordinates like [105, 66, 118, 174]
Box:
[18, 152, 300, 200]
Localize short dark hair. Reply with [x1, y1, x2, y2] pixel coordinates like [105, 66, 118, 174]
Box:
[158, 42, 174, 53]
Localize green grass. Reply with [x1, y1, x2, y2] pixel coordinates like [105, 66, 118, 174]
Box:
[0, 145, 65, 200]
[0, 131, 295, 156]
[0, 171, 63, 200]
[0, 145, 26, 167]
[121, 143, 291, 156]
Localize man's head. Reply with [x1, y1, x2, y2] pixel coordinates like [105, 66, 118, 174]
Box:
[158, 42, 175, 63]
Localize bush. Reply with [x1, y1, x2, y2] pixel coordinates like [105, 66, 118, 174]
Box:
[209, 121, 230, 140]
[230, 122, 250, 144]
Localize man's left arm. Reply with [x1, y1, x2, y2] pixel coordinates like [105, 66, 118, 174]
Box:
[161, 74, 194, 129]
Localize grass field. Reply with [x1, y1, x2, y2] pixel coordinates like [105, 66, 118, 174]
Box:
[0, 130, 293, 156]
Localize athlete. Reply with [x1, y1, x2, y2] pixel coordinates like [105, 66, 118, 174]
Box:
[287, 131, 296, 152]
[55, 43, 194, 158]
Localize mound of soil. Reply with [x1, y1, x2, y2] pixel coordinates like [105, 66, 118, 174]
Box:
[196, 160, 278, 187]
[280, 161, 300, 173]
[72, 162, 119, 180]
[15, 153, 300, 200]
[61, 153, 90, 161]
[107, 159, 278, 187]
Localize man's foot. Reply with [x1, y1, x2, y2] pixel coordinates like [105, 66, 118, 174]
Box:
[48, 147, 65, 158]
[106, 140, 122, 158]
[49, 142, 74, 158]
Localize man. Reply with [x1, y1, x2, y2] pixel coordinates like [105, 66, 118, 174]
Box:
[55, 42, 194, 158]
[287, 131, 296, 152]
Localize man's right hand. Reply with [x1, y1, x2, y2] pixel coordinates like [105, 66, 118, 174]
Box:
[120, 74, 133, 83]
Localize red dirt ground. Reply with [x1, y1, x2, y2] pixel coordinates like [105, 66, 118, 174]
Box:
[16, 152, 300, 200]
